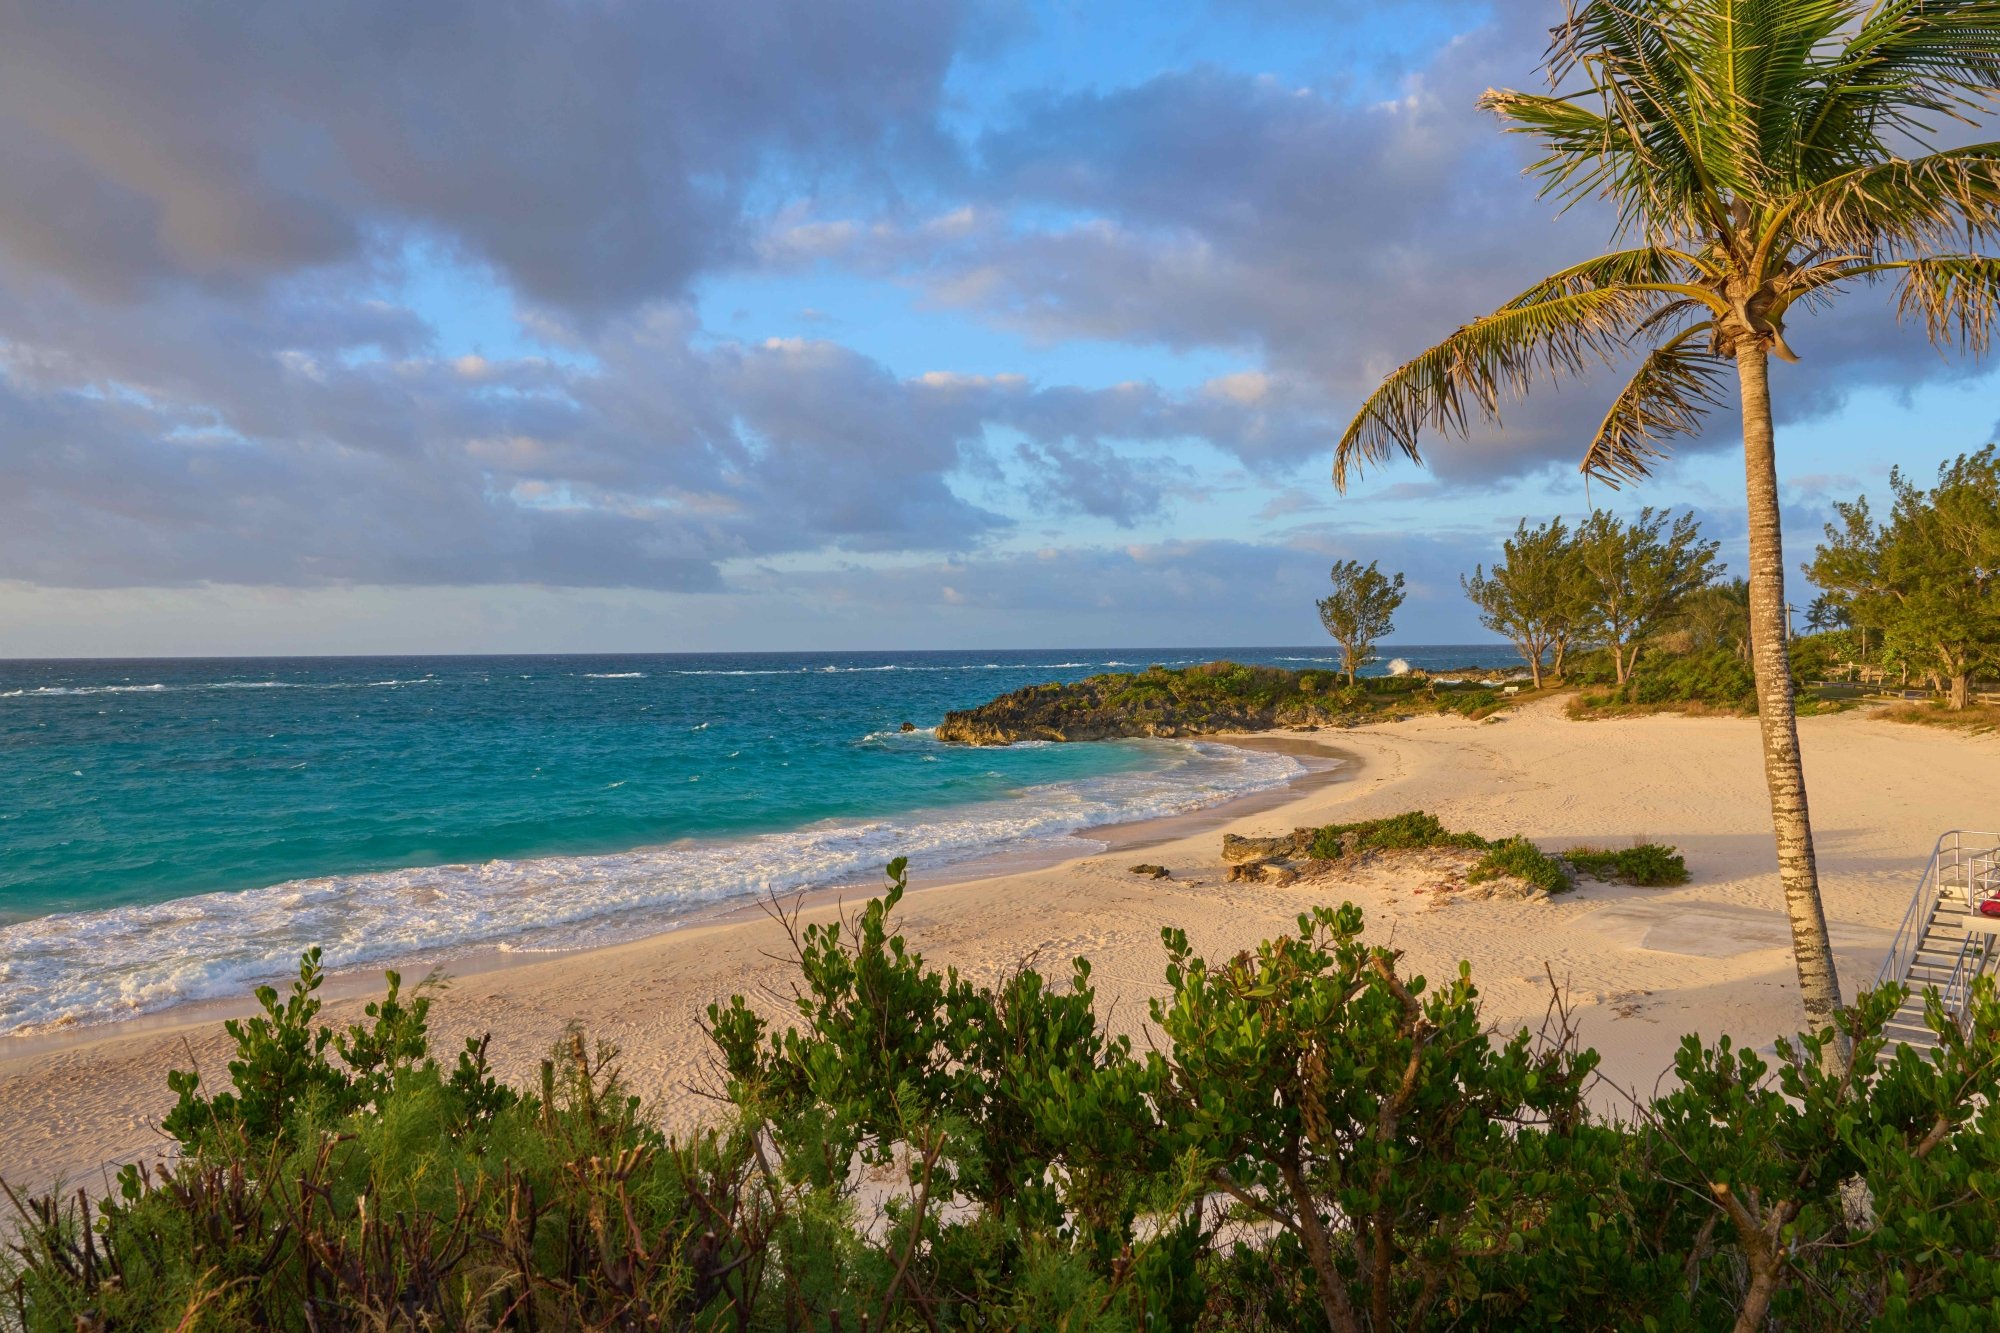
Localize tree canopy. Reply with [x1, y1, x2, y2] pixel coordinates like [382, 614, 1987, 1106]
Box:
[1809, 445, 2000, 707]
[1318, 560, 1406, 685]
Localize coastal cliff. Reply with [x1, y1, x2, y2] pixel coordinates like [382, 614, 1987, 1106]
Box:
[936, 660, 1515, 745]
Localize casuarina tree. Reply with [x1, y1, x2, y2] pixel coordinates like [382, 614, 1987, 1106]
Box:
[1573, 507, 1720, 686]
[1810, 446, 2000, 708]
[1462, 517, 1583, 688]
[1319, 560, 1405, 685]
[1333, 1, 2000, 1071]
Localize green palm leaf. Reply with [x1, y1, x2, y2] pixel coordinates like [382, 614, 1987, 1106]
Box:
[1333, 286, 1661, 488]
[1578, 329, 1727, 486]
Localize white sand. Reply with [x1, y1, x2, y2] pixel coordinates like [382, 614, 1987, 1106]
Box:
[4, 699, 1994, 1197]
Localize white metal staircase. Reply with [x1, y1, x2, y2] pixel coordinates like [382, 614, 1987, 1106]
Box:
[1876, 831, 2000, 1050]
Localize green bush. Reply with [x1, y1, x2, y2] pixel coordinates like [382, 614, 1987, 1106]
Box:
[1566, 843, 1690, 886]
[1468, 836, 1574, 894]
[1632, 648, 1756, 708]
[1303, 809, 1491, 859]
[13, 862, 2000, 1331]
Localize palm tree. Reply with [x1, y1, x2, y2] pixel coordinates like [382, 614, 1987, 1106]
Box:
[1333, 1, 2000, 1073]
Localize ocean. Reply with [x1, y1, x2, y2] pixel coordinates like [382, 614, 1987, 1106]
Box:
[0, 646, 1521, 1033]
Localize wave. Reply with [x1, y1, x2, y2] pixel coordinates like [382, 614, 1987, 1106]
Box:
[583, 672, 646, 679]
[0, 741, 1306, 1035]
[664, 661, 1133, 678]
[3, 677, 437, 698]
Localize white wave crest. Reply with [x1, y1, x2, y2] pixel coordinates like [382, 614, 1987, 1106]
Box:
[0, 741, 1308, 1035]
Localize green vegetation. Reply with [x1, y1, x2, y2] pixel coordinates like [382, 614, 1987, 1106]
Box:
[1565, 843, 1690, 887]
[1461, 517, 1586, 689]
[12, 859, 2000, 1330]
[1809, 447, 2000, 710]
[1466, 837, 1572, 895]
[1316, 559, 1406, 686]
[1456, 511, 1751, 716]
[1573, 508, 1722, 686]
[1569, 645, 1758, 715]
[1297, 811, 1689, 896]
[1329, 0, 2000, 1072]
[936, 660, 1529, 744]
[1302, 809, 1488, 861]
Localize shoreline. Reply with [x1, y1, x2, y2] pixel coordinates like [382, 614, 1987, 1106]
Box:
[0, 732, 1355, 1064]
[7, 701, 1995, 1198]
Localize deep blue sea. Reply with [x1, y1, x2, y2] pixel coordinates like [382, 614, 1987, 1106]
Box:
[0, 646, 1521, 1033]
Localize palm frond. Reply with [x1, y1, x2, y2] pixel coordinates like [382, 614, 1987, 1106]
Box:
[1579, 329, 1728, 487]
[1892, 254, 2000, 353]
[1497, 247, 1708, 307]
[1333, 286, 1660, 489]
[1670, 0, 1852, 204]
[1785, 144, 2000, 254]
[1796, 0, 2000, 171]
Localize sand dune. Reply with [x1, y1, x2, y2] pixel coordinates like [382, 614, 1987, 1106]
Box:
[4, 698, 1995, 1197]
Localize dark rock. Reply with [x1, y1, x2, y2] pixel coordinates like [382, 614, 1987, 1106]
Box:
[1128, 863, 1171, 879]
[899, 721, 917, 732]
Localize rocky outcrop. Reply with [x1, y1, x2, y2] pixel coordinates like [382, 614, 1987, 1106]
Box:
[1221, 831, 1311, 862]
[1128, 863, 1171, 879]
[934, 659, 1528, 746]
[935, 662, 1343, 746]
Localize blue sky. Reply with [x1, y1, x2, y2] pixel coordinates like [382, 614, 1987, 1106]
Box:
[0, 0, 1993, 654]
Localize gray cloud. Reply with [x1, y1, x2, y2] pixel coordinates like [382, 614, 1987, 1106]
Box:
[0, 0, 973, 310]
[768, 0, 2000, 484]
[0, 0, 1994, 612]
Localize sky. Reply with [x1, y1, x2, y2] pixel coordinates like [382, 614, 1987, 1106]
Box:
[0, 0, 1995, 656]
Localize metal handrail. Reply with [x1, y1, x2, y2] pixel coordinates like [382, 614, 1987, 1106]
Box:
[1878, 832, 2000, 984]
[1944, 849, 2000, 1032]
[1880, 834, 2000, 1035]
[1941, 929, 1994, 1036]
[1877, 830, 1959, 991]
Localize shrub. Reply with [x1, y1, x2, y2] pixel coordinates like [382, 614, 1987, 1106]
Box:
[14, 863, 2000, 1331]
[1632, 648, 1756, 708]
[161, 947, 512, 1151]
[1303, 810, 1489, 860]
[1566, 843, 1689, 886]
[1467, 837, 1573, 894]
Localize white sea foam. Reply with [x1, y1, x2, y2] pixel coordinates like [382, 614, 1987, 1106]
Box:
[0, 741, 1307, 1035]
[583, 672, 647, 679]
[3, 677, 443, 699]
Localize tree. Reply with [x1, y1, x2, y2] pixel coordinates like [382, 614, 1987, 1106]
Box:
[1803, 593, 1848, 634]
[1809, 447, 2000, 709]
[1318, 560, 1405, 686]
[1680, 578, 1752, 660]
[1462, 517, 1581, 688]
[1332, 1, 2000, 1068]
[1573, 509, 1719, 686]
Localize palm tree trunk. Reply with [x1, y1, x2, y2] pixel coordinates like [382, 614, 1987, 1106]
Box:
[1737, 344, 1849, 1075]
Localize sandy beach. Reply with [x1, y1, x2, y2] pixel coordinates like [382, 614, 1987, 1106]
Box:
[5, 698, 1995, 1198]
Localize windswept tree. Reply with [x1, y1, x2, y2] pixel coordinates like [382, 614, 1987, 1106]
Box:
[1319, 560, 1406, 685]
[1809, 446, 2000, 708]
[1462, 517, 1584, 687]
[1333, 1, 2000, 1064]
[1574, 508, 1720, 684]
[1678, 577, 1752, 660]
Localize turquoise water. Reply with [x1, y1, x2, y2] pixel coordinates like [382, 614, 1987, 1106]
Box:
[0, 646, 1520, 1032]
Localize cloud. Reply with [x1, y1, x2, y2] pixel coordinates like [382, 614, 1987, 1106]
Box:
[0, 0, 976, 311]
[0, 0, 1995, 624]
[1014, 438, 1191, 525]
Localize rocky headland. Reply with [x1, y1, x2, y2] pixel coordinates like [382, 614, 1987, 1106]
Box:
[935, 660, 1516, 746]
